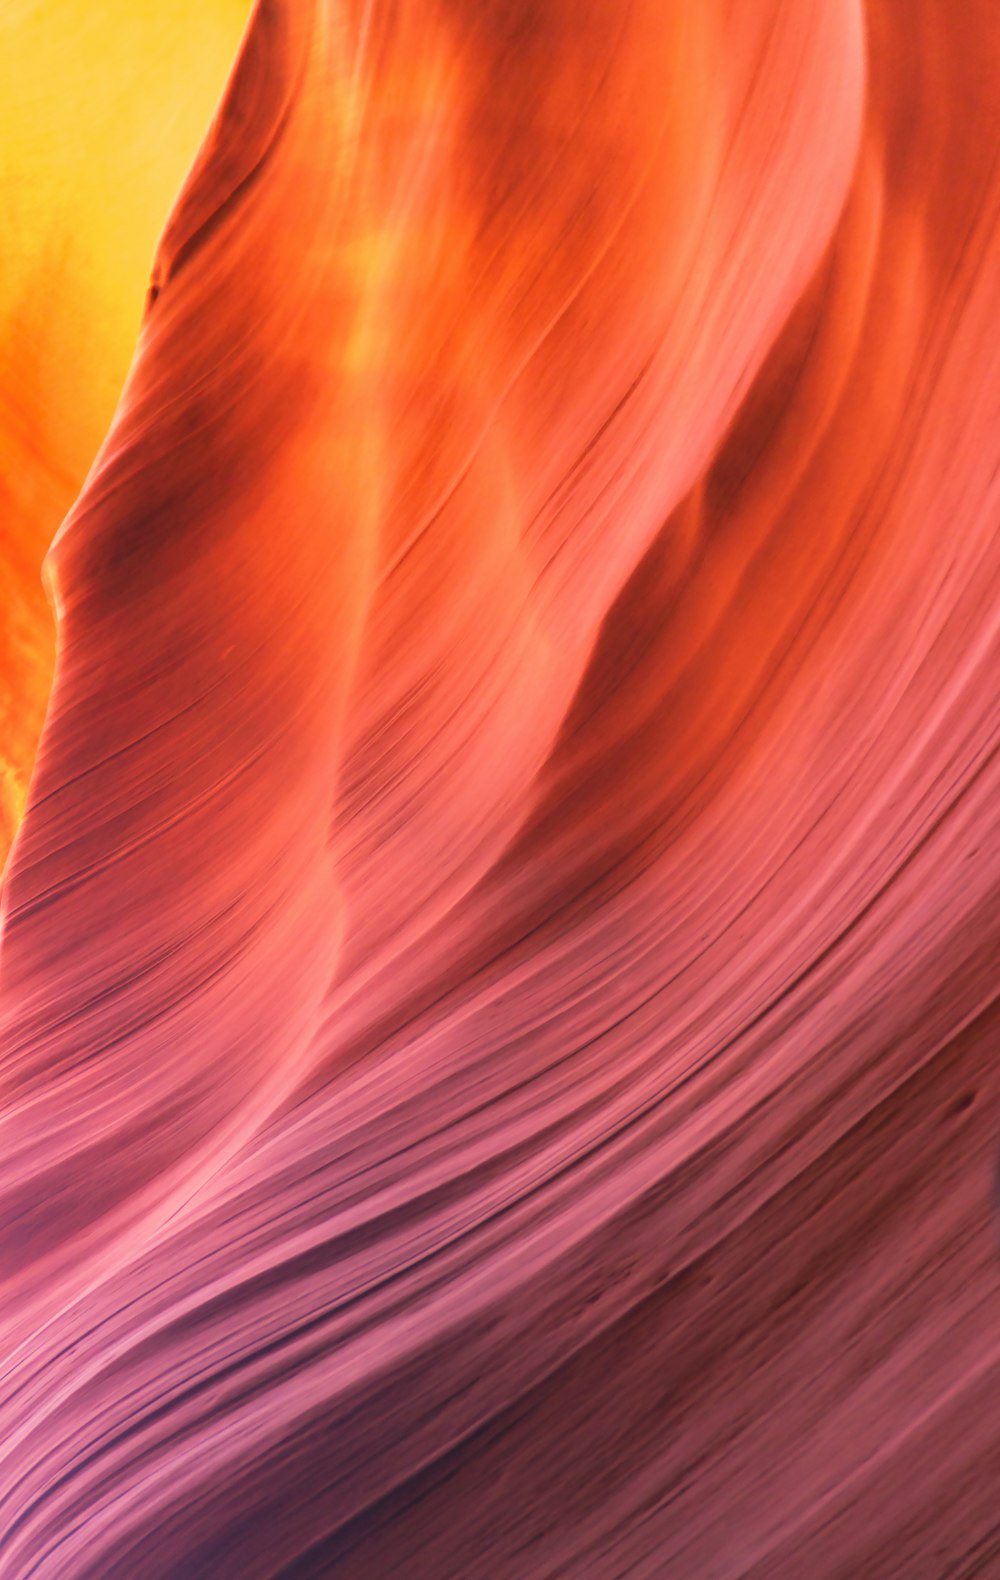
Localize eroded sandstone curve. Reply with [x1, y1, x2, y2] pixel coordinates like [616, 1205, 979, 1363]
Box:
[1, 2, 998, 1575]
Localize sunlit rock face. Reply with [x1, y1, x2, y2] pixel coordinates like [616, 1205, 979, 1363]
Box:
[0, 0, 250, 851]
[1, 2, 998, 1576]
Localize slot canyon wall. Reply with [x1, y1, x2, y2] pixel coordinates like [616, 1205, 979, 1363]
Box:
[1, 2, 998, 1575]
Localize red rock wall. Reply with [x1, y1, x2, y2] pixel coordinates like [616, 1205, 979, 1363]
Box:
[1, 3, 998, 1574]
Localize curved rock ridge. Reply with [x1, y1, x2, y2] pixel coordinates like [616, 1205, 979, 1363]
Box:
[0, 0, 251, 856]
[1, 1, 998, 1575]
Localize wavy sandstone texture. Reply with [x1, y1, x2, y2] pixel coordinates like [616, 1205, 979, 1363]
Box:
[0, 0, 250, 851]
[1, 1, 998, 1575]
